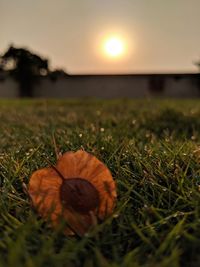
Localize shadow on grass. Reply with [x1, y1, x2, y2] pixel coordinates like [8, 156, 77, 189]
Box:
[143, 108, 200, 139]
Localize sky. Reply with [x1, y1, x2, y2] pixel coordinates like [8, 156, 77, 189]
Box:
[1, 0, 200, 74]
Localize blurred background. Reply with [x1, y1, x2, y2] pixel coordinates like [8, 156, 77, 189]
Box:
[0, 0, 200, 98]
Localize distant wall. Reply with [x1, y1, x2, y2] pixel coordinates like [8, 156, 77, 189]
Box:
[34, 75, 150, 98]
[0, 76, 18, 97]
[0, 73, 200, 98]
[163, 75, 200, 97]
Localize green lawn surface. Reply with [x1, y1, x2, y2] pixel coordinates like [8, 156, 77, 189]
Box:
[0, 99, 200, 267]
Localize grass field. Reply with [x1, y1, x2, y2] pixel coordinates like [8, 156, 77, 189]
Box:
[1, 99, 200, 267]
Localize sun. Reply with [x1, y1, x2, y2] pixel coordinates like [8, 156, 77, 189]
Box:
[103, 37, 124, 58]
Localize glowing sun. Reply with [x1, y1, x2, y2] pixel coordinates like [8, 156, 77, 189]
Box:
[103, 37, 125, 58]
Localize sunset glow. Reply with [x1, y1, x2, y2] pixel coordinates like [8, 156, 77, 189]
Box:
[103, 37, 125, 58]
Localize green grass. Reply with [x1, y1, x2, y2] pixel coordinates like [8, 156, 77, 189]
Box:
[1, 98, 200, 267]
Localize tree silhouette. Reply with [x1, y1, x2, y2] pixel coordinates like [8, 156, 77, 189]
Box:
[0, 45, 49, 97]
[49, 69, 69, 82]
[194, 59, 200, 73]
[193, 60, 200, 90]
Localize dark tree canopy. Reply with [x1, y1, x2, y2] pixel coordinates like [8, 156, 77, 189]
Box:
[193, 57, 200, 73]
[49, 69, 70, 82]
[0, 45, 49, 97]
